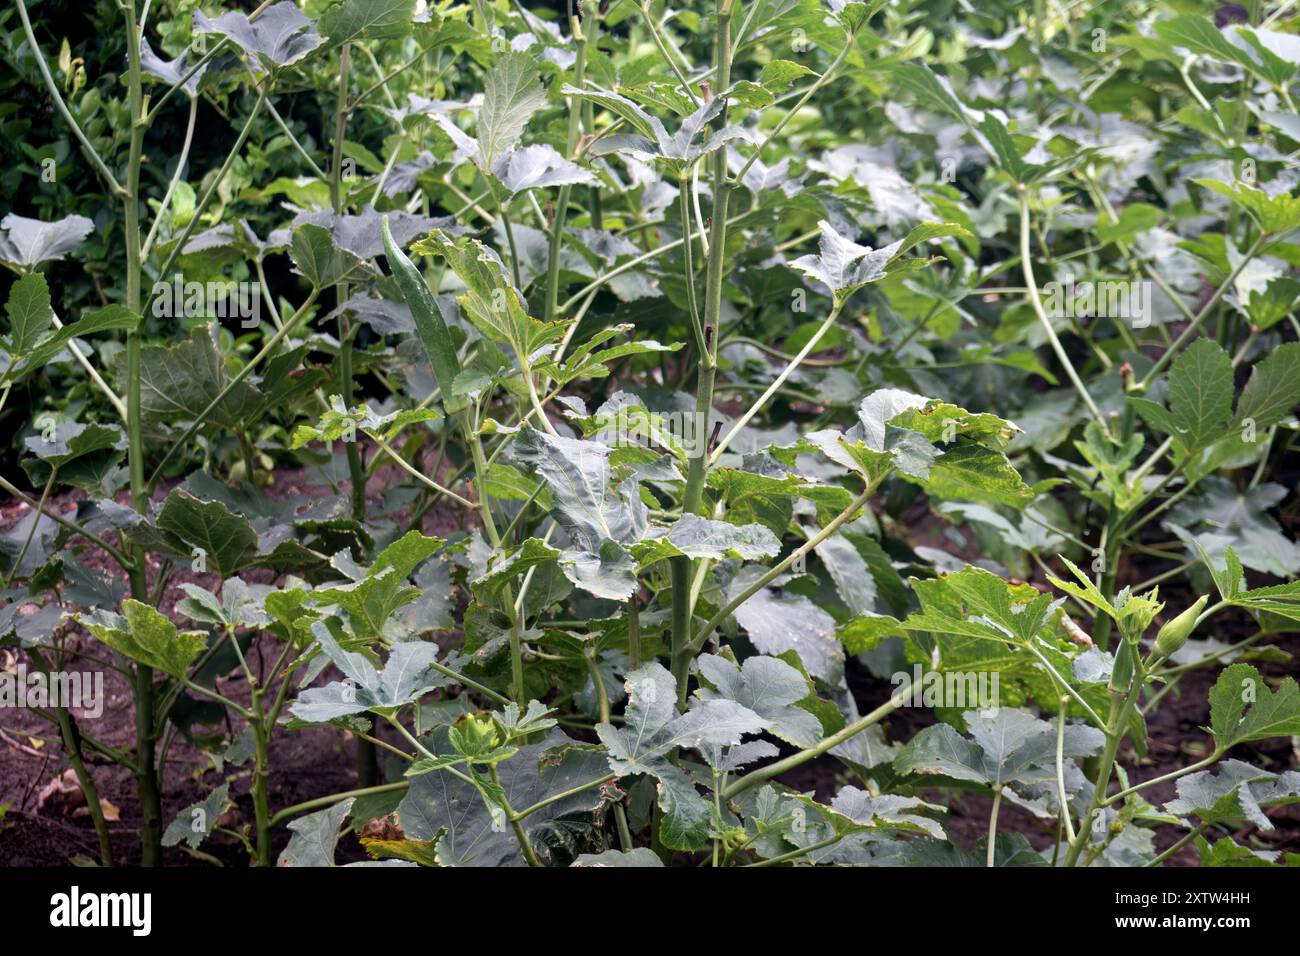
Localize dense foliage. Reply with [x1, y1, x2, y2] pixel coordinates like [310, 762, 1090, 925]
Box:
[2, 0, 1299, 868]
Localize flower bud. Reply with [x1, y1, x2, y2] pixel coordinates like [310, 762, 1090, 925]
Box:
[1153, 595, 1209, 659]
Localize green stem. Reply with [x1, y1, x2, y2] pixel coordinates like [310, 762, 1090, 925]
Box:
[371, 435, 476, 507]
[121, 0, 163, 868]
[1136, 233, 1271, 391]
[709, 299, 844, 463]
[268, 782, 409, 828]
[543, 16, 587, 325]
[5, 468, 55, 587]
[29, 648, 112, 866]
[745, 832, 843, 867]
[1062, 657, 1147, 866]
[1145, 821, 1211, 867]
[689, 485, 875, 659]
[512, 771, 617, 821]
[1102, 752, 1220, 807]
[670, 2, 736, 705]
[986, 785, 1003, 867]
[460, 409, 526, 703]
[491, 765, 541, 866]
[640, 1, 699, 107]
[1019, 190, 1109, 433]
[1054, 696, 1077, 845]
[0, 476, 132, 568]
[251, 708, 272, 866]
[724, 676, 914, 800]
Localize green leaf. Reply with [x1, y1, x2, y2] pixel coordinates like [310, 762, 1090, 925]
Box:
[977, 113, 1032, 183]
[291, 223, 369, 289]
[922, 445, 1035, 508]
[1234, 342, 1300, 432]
[491, 144, 595, 196]
[0, 213, 93, 268]
[151, 490, 259, 578]
[885, 401, 1019, 447]
[1167, 337, 1234, 451]
[398, 729, 610, 866]
[292, 623, 449, 722]
[194, 2, 324, 71]
[477, 53, 547, 169]
[1097, 203, 1162, 245]
[1165, 759, 1300, 830]
[278, 798, 353, 867]
[758, 59, 815, 92]
[907, 565, 1056, 646]
[894, 708, 1104, 787]
[312, 531, 443, 641]
[890, 63, 972, 122]
[728, 566, 844, 683]
[696, 654, 823, 748]
[511, 428, 648, 553]
[319, 0, 414, 48]
[82, 599, 207, 679]
[790, 220, 906, 299]
[22, 421, 127, 492]
[3, 272, 53, 355]
[572, 848, 664, 867]
[415, 231, 565, 360]
[1246, 277, 1300, 330]
[1209, 663, 1300, 750]
[135, 326, 254, 427]
[1193, 542, 1246, 602]
[163, 784, 231, 849]
[3, 278, 138, 387]
[472, 536, 562, 603]
[1154, 16, 1259, 73]
[1194, 179, 1300, 235]
[597, 663, 765, 850]
[558, 539, 639, 601]
[291, 396, 440, 448]
[1238, 27, 1300, 86]
[636, 513, 780, 565]
[1195, 834, 1279, 867]
[1048, 556, 1118, 621]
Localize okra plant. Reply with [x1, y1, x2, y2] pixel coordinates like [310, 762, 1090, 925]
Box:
[1, 0, 1299, 868]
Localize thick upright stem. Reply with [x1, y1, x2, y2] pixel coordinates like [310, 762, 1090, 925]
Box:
[123, 0, 162, 868]
[252, 710, 272, 866]
[544, 17, 586, 325]
[1018, 190, 1108, 433]
[670, 0, 735, 705]
[332, 44, 367, 531]
[461, 409, 526, 703]
[1062, 660, 1145, 866]
[56, 706, 113, 866]
[30, 647, 113, 866]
